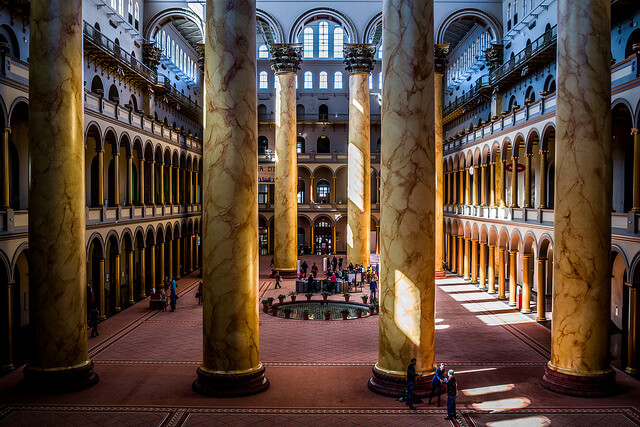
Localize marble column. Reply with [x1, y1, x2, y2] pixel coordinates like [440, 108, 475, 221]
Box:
[508, 250, 518, 306]
[539, 149, 548, 209]
[434, 44, 449, 277]
[97, 149, 104, 206]
[310, 175, 315, 203]
[451, 234, 457, 273]
[480, 163, 487, 206]
[127, 250, 134, 304]
[1, 281, 14, 370]
[487, 244, 496, 293]
[369, 0, 436, 397]
[148, 244, 155, 293]
[470, 239, 478, 284]
[113, 254, 121, 312]
[24, 0, 98, 391]
[521, 254, 532, 313]
[631, 129, 640, 212]
[511, 155, 519, 207]
[463, 238, 471, 280]
[270, 44, 302, 279]
[344, 43, 375, 267]
[158, 242, 164, 288]
[194, 0, 268, 397]
[457, 235, 464, 275]
[332, 175, 337, 204]
[498, 247, 506, 300]
[524, 153, 532, 208]
[478, 242, 487, 290]
[2, 127, 10, 209]
[139, 247, 146, 298]
[626, 283, 638, 374]
[536, 257, 547, 321]
[489, 161, 496, 206]
[541, 0, 616, 397]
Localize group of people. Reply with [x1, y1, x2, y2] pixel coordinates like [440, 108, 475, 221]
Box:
[159, 277, 179, 312]
[298, 257, 379, 297]
[406, 359, 458, 420]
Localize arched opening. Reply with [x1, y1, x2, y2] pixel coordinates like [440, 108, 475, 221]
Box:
[610, 251, 627, 370]
[297, 136, 305, 153]
[8, 102, 28, 210]
[129, 95, 138, 111]
[108, 84, 119, 103]
[11, 249, 29, 365]
[258, 136, 268, 154]
[258, 104, 267, 121]
[612, 103, 633, 213]
[296, 104, 305, 120]
[314, 217, 333, 255]
[317, 135, 330, 153]
[543, 75, 556, 94]
[297, 179, 305, 204]
[91, 76, 104, 95]
[316, 178, 330, 204]
[625, 29, 640, 58]
[319, 104, 329, 121]
[525, 86, 535, 103]
[0, 25, 20, 58]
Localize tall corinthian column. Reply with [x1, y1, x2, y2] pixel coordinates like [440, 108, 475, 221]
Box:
[24, 0, 98, 391]
[434, 44, 449, 278]
[369, 0, 435, 397]
[344, 44, 376, 267]
[194, 0, 269, 397]
[541, 0, 615, 397]
[270, 44, 302, 279]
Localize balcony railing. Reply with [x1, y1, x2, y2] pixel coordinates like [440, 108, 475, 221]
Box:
[83, 21, 157, 84]
[258, 113, 381, 123]
[442, 75, 491, 119]
[156, 74, 203, 120]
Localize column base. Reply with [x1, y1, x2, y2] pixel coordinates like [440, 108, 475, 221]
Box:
[193, 364, 269, 397]
[521, 308, 532, 314]
[271, 268, 297, 279]
[23, 360, 98, 393]
[435, 270, 446, 278]
[625, 367, 639, 375]
[536, 316, 548, 322]
[367, 365, 431, 398]
[540, 364, 616, 397]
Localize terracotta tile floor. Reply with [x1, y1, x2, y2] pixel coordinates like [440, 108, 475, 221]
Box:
[1, 257, 640, 426]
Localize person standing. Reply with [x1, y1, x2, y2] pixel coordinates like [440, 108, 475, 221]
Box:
[428, 363, 445, 406]
[338, 257, 343, 271]
[274, 272, 282, 289]
[369, 275, 378, 300]
[89, 307, 100, 338]
[170, 278, 177, 293]
[331, 256, 337, 272]
[443, 369, 458, 420]
[170, 288, 177, 312]
[197, 281, 203, 305]
[301, 260, 308, 278]
[311, 262, 318, 278]
[406, 357, 418, 410]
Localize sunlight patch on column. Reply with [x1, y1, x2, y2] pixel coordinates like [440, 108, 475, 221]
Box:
[348, 144, 364, 211]
[394, 270, 421, 346]
[352, 98, 364, 114]
[347, 224, 354, 249]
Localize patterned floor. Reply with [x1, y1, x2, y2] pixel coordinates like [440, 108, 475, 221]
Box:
[0, 257, 639, 426]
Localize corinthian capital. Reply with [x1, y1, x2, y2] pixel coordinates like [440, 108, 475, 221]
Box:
[434, 44, 450, 75]
[268, 43, 302, 73]
[344, 43, 377, 74]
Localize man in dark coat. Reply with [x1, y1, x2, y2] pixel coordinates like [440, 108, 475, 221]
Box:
[406, 358, 417, 410]
[443, 369, 458, 420]
[429, 363, 445, 406]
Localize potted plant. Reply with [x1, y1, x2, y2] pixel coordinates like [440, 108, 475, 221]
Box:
[271, 306, 279, 315]
[302, 309, 310, 320]
[283, 307, 293, 319]
[261, 299, 269, 313]
[355, 307, 363, 318]
[278, 294, 286, 304]
[369, 304, 375, 315]
[289, 291, 297, 302]
[305, 292, 314, 301]
[361, 295, 368, 304]
[321, 291, 330, 302]
[323, 309, 332, 320]
[343, 292, 350, 302]
[340, 308, 350, 320]
[374, 303, 379, 314]
[267, 297, 274, 307]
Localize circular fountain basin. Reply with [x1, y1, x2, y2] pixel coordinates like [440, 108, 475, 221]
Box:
[268, 301, 372, 320]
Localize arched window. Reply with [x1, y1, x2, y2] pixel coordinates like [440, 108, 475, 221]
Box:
[333, 27, 344, 58]
[319, 71, 328, 89]
[319, 104, 329, 121]
[319, 21, 329, 58]
[134, 2, 140, 30]
[258, 44, 269, 58]
[259, 71, 268, 89]
[108, 84, 119, 103]
[514, 0, 519, 24]
[297, 180, 305, 203]
[317, 180, 330, 200]
[128, 0, 133, 24]
[304, 71, 313, 89]
[317, 135, 330, 153]
[91, 75, 104, 95]
[334, 71, 343, 89]
[118, 0, 123, 15]
[378, 72, 382, 89]
[525, 86, 535, 103]
[297, 136, 305, 153]
[258, 136, 269, 154]
[303, 27, 314, 58]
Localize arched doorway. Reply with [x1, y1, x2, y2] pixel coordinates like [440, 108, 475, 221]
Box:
[319, 104, 328, 121]
[297, 136, 305, 153]
[258, 136, 269, 154]
[314, 217, 333, 255]
[317, 135, 330, 153]
[11, 249, 29, 366]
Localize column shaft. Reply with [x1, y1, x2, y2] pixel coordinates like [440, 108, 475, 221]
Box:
[450, 234, 457, 273]
[511, 156, 519, 207]
[158, 163, 164, 205]
[113, 254, 121, 311]
[487, 245, 496, 293]
[522, 254, 532, 313]
[465, 167, 471, 205]
[498, 248, 506, 299]
[542, 0, 615, 396]
[168, 166, 173, 205]
[113, 152, 120, 206]
[139, 247, 146, 298]
[524, 154, 532, 208]
[138, 158, 145, 205]
[370, 0, 435, 397]
[149, 161, 155, 204]
[126, 155, 133, 205]
[98, 259, 105, 319]
[539, 150, 548, 209]
[273, 71, 299, 277]
[25, 0, 97, 390]
[98, 150, 104, 206]
[536, 258, 547, 321]
[470, 239, 478, 283]
[435, 71, 444, 274]
[508, 250, 518, 306]
[127, 250, 134, 304]
[195, 0, 268, 397]
[626, 285, 638, 374]
[149, 244, 155, 293]
[489, 162, 496, 206]
[500, 159, 507, 207]
[463, 238, 470, 280]
[1, 281, 13, 369]
[480, 164, 487, 206]
[459, 169, 464, 206]
[472, 166, 479, 206]
[347, 69, 372, 267]
[478, 242, 487, 289]
[457, 236, 464, 275]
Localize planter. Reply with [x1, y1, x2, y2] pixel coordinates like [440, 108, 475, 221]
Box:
[324, 313, 331, 320]
[290, 296, 296, 302]
[356, 311, 362, 318]
[322, 295, 328, 302]
[268, 299, 274, 307]
[343, 295, 350, 302]
[303, 313, 309, 320]
[262, 304, 269, 313]
[306, 295, 312, 301]
[369, 306, 375, 315]
[284, 312, 291, 319]
[341, 312, 348, 320]
[278, 297, 285, 304]
[361, 296, 368, 304]
[271, 308, 279, 315]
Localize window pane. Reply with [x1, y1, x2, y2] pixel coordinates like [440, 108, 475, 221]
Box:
[258, 45, 269, 58]
[334, 27, 344, 58]
[319, 71, 328, 89]
[304, 71, 313, 89]
[369, 74, 373, 89]
[319, 21, 329, 58]
[259, 71, 268, 89]
[378, 72, 382, 89]
[303, 27, 313, 58]
[334, 71, 342, 89]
